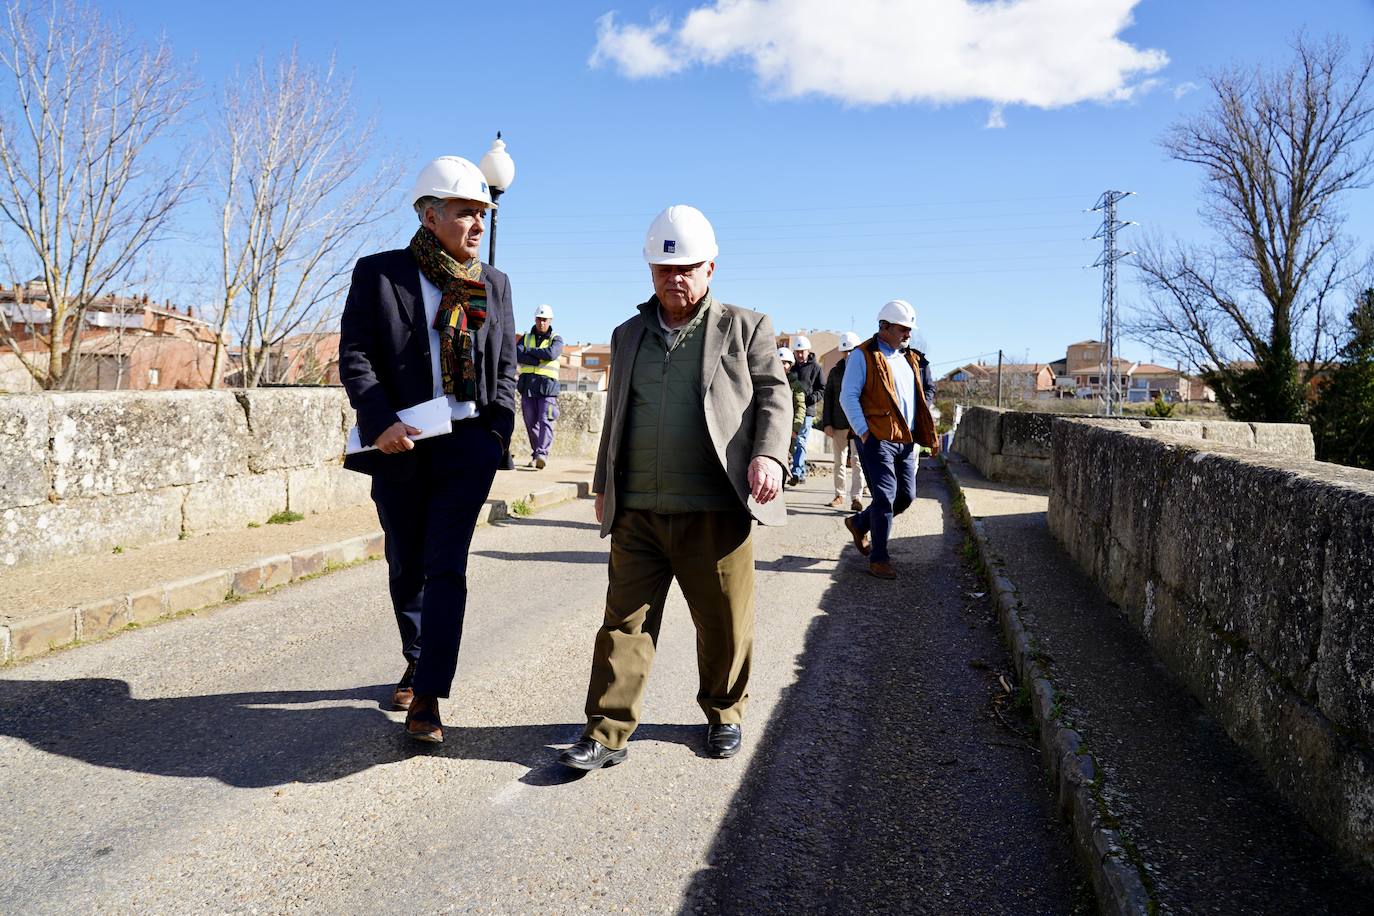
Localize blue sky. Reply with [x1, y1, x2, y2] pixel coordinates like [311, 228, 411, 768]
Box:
[114, 0, 1374, 373]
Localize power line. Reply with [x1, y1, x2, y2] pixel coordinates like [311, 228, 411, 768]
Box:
[496, 193, 1091, 221]
[497, 223, 1089, 249]
[498, 210, 1082, 237]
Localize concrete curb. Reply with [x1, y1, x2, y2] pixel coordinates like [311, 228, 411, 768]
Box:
[941, 456, 1154, 916]
[1, 479, 591, 665]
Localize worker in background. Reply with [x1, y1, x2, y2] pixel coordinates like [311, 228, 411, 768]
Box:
[787, 335, 825, 485]
[780, 347, 807, 469]
[820, 331, 866, 511]
[516, 303, 563, 469]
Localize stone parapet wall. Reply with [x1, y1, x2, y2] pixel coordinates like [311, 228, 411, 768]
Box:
[0, 388, 605, 569]
[1048, 418, 1374, 867]
[951, 406, 1314, 488]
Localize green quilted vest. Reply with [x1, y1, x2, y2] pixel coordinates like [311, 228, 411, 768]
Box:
[619, 298, 738, 514]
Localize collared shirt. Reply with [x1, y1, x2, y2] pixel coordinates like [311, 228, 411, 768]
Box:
[839, 338, 915, 439]
[419, 270, 479, 421]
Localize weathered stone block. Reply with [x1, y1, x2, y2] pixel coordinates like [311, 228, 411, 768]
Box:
[1252, 422, 1316, 460]
[78, 596, 129, 640]
[545, 391, 606, 457]
[1201, 422, 1256, 449]
[164, 571, 230, 615]
[1316, 483, 1374, 749]
[7, 608, 76, 659]
[47, 390, 249, 499]
[1000, 410, 1054, 459]
[287, 465, 370, 515]
[291, 547, 326, 579]
[0, 395, 50, 508]
[0, 626, 9, 663]
[236, 388, 351, 472]
[1, 489, 183, 567]
[182, 474, 288, 534]
[1157, 451, 1326, 697]
[323, 535, 370, 567]
[1138, 418, 1204, 440]
[261, 554, 293, 590]
[128, 586, 166, 624]
[231, 555, 292, 595]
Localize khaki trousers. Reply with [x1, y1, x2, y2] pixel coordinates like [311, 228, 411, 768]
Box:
[583, 508, 755, 750]
[830, 429, 865, 500]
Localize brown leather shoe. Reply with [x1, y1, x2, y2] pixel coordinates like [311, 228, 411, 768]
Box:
[850, 498, 863, 512]
[828, 496, 844, 509]
[391, 661, 417, 711]
[405, 694, 444, 744]
[844, 516, 871, 556]
[868, 561, 897, 580]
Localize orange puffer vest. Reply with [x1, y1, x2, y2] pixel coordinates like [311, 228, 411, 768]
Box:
[858, 336, 938, 450]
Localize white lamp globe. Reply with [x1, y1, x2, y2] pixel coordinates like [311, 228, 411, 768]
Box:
[479, 134, 516, 192]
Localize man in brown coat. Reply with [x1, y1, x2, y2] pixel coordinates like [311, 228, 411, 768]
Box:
[559, 204, 791, 771]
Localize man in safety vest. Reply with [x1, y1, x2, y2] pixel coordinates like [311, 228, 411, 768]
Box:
[838, 299, 938, 580]
[516, 303, 563, 469]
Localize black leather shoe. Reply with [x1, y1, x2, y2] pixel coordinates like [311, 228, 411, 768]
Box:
[706, 724, 742, 758]
[558, 738, 628, 771]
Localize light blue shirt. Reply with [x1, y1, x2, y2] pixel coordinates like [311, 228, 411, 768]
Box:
[840, 340, 916, 440]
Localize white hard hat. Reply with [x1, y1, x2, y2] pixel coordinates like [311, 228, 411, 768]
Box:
[877, 299, 917, 328]
[410, 156, 496, 208]
[644, 205, 719, 265]
[839, 331, 862, 352]
[777, 347, 795, 364]
[534, 304, 554, 320]
[792, 335, 812, 351]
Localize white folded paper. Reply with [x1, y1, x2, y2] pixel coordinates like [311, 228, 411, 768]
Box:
[345, 396, 453, 454]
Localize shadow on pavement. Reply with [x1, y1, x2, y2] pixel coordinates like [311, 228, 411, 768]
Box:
[0, 678, 708, 790]
[678, 462, 1086, 914]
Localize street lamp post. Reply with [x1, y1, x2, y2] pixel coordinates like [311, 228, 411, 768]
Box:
[478, 132, 518, 469]
[479, 132, 515, 267]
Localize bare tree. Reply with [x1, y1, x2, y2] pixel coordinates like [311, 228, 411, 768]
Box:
[0, 0, 195, 389]
[1127, 36, 1374, 421]
[209, 50, 402, 389]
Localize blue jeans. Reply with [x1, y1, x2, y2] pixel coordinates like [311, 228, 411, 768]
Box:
[849, 435, 917, 563]
[790, 415, 812, 479]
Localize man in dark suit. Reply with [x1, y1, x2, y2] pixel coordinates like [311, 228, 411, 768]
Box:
[338, 155, 518, 744]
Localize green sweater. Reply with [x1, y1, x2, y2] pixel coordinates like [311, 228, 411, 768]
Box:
[619, 297, 739, 514]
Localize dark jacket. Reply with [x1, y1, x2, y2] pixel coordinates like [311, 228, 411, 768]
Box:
[338, 247, 518, 479]
[516, 325, 564, 398]
[794, 353, 825, 416]
[819, 354, 851, 432]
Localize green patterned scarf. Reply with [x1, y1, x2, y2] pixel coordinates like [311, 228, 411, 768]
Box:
[410, 226, 486, 401]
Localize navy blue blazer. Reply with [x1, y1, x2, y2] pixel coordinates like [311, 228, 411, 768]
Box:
[338, 247, 518, 478]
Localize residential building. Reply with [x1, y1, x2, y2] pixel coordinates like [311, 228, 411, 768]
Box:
[0, 280, 223, 391]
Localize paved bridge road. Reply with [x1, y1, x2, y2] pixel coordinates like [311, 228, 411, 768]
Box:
[0, 465, 1086, 914]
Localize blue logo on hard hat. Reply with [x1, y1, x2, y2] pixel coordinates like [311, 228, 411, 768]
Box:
[480, 181, 488, 193]
[664, 240, 676, 253]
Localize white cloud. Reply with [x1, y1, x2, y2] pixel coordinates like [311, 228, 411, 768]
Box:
[1172, 81, 1199, 99]
[589, 0, 1168, 111]
[985, 106, 1007, 129]
[588, 13, 685, 79]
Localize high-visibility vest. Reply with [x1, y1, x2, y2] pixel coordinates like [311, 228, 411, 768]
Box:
[519, 332, 560, 380]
